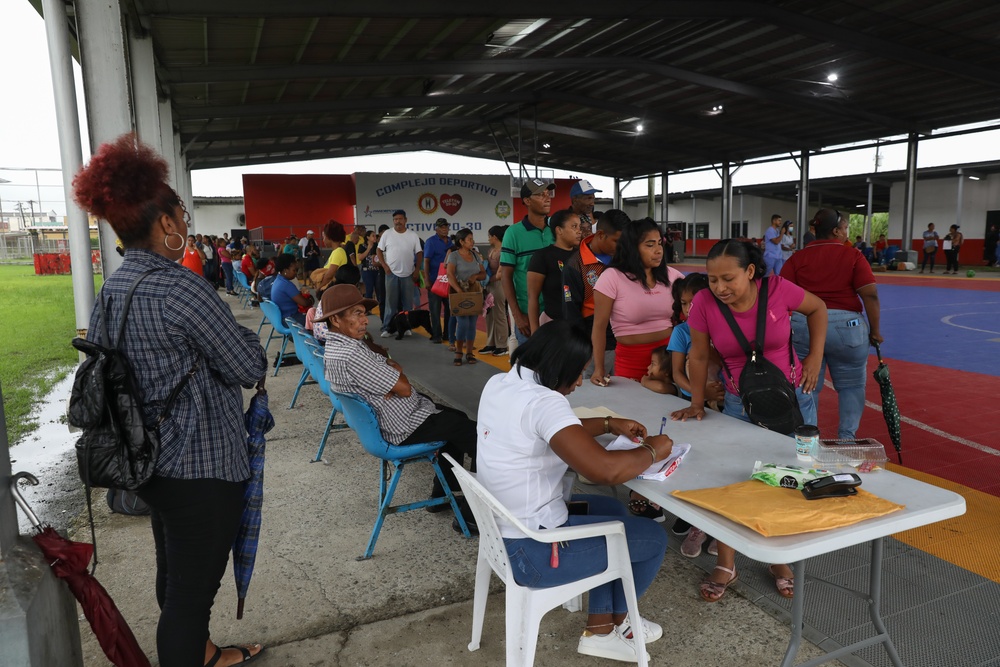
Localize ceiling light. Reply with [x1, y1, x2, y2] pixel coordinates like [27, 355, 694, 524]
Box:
[542, 143, 551, 149]
[856, 204, 865, 208]
[700, 105, 725, 117]
[636, 124, 644, 133]
[827, 73, 839, 82]
[969, 175, 981, 180]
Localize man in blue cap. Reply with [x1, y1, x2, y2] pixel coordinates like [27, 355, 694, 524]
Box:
[570, 179, 602, 237]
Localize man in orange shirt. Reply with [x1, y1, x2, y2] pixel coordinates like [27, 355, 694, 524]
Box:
[563, 209, 627, 378]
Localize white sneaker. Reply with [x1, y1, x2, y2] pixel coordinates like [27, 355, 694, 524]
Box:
[619, 613, 662, 643]
[403, 330, 412, 337]
[577, 626, 648, 663]
[380, 331, 392, 338]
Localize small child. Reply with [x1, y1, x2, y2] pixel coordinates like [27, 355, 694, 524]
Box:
[668, 274, 725, 408]
[640, 346, 677, 395]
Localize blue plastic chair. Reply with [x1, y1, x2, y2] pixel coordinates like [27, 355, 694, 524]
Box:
[333, 391, 471, 559]
[308, 347, 350, 462]
[258, 300, 294, 376]
[287, 323, 318, 408]
[234, 270, 253, 309]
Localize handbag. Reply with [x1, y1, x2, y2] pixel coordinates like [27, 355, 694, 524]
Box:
[431, 261, 450, 298]
[713, 276, 804, 434]
[449, 289, 484, 316]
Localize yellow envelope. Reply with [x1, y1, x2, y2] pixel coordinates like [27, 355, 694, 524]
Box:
[672, 480, 905, 537]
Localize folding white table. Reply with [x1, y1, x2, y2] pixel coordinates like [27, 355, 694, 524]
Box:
[569, 380, 966, 667]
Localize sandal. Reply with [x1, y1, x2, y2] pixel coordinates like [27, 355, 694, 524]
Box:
[448, 344, 456, 352]
[466, 353, 477, 365]
[627, 494, 664, 522]
[453, 354, 463, 366]
[768, 564, 795, 599]
[205, 643, 264, 666]
[699, 565, 738, 603]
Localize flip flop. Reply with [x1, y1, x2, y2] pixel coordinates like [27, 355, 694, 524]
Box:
[768, 565, 795, 599]
[699, 565, 738, 603]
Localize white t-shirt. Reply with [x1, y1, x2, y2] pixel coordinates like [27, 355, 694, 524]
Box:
[377, 228, 423, 277]
[476, 367, 582, 539]
[299, 236, 311, 253]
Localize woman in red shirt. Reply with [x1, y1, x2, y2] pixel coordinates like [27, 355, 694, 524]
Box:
[780, 208, 883, 439]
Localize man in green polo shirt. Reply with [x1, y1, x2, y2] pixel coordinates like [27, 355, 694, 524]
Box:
[501, 178, 555, 348]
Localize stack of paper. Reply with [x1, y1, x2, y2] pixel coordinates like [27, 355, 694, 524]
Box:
[606, 435, 692, 481]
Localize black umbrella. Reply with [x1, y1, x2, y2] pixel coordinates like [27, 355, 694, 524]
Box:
[872, 342, 902, 464]
[233, 382, 273, 619]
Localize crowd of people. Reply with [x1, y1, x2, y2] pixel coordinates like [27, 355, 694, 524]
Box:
[76, 132, 897, 665]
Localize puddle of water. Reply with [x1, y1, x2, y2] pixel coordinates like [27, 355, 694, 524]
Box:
[7, 373, 82, 534]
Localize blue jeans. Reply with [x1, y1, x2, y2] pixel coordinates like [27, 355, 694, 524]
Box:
[503, 494, 667, 615]
[382, 273, 414, 332]
[448, 313, 458, 344]
[723, 383, 817, 435]
[454, 314, 477, 343]
[791, 311, 869, 439]
[361, 270, 378, 298]
[221, 262, 234, 292]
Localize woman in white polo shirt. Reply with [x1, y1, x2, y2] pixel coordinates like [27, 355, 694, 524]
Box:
[477, 320, 672, 664]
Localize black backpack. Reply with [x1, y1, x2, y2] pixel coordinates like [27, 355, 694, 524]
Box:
[714, 277, 804, 434]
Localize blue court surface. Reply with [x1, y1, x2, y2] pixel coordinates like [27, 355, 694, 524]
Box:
[875, 284, 1000, 377]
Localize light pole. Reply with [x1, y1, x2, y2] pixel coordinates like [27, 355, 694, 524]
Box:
[0, 177, 8, 231]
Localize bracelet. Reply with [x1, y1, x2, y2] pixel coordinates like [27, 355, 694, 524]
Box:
[638, 441, 657, 464]
[604, 416, 611, 434]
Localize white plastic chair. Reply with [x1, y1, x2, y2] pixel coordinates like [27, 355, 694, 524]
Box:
[442, 454, 647, 667]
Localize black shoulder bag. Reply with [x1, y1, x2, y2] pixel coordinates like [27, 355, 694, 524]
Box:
[714, 276, 804, 434]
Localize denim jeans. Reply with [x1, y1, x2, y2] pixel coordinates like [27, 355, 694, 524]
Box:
[427, 291, 446, 340]
[221, 262, 234, 292]
[503, 494, 667, 615]
[723, 383, 817, 434]
[361, 270, 378, 298]
[791, 311, 869, 439]
[454, 314, 477, 342]
[382, 273, 414, 331]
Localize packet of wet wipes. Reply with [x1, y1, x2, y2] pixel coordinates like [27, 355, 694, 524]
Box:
[750, 461, 834, 490]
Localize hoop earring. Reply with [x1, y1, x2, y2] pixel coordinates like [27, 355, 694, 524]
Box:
[164, 232, 185, 252]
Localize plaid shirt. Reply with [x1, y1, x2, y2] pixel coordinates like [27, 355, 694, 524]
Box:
[87, 248, 267, 481]
[324, 331, 436, 444]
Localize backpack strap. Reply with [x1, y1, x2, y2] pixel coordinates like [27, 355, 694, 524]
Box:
[713, 276, 770, 393]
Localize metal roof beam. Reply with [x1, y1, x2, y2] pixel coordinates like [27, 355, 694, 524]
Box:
[515, 119, 687, 171]
[180, 117, 484, 143]
[174, 92, 537, 120]
[165, 57, 925, 133]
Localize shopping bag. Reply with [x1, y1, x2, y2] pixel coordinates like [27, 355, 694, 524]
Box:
[431, 263, 450, 298]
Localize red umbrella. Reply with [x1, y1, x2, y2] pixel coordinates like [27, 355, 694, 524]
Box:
[11, 472, 151, 667]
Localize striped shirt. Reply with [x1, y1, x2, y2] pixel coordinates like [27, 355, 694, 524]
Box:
[86, 248, 267, 481]
[323, 331, 436, 444]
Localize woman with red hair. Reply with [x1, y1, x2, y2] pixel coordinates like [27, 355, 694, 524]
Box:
[74, 134, 267, 667]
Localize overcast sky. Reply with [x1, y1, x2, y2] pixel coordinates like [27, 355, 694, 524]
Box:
[3, 1, 999, 218]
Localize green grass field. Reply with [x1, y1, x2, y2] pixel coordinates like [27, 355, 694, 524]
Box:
[0, 264, 101, 445]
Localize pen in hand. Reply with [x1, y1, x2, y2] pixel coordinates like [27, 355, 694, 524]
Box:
[659, 416, 667, 436]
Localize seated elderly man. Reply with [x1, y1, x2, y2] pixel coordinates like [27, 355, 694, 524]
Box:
[317, 284, 478, 532]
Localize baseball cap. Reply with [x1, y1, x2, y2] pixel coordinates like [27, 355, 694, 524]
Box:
[314, 284, 378, 323]
[570, 179, 602, 197]
[306, 230, 314, 235]
[435, 218, 450, 228]
[520, 178, 556, 199]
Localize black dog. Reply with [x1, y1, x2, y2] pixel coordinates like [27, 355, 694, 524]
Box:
[386, 309, 433, 340]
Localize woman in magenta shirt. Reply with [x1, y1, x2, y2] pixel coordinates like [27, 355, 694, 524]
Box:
[591, 218, 685, 384]
[671, 239, 827, 603]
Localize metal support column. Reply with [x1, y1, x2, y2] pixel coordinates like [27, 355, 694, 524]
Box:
[691, 194, 698, 257]
[955, 170, 965, 230]
[865, 179, 874, 243]
[901, 133, 919, 262]
[129, 32, 161, 152]
[660, 173, 668, 222]
[720, 161, 731, 240]
[77, 0, 132, 278]
[159, 101, 178, 189]
[647, 175, 655, 220]
[42, 0, 94, 336]
[796, 150, 810, 239]
[613, 178, 621, 209]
